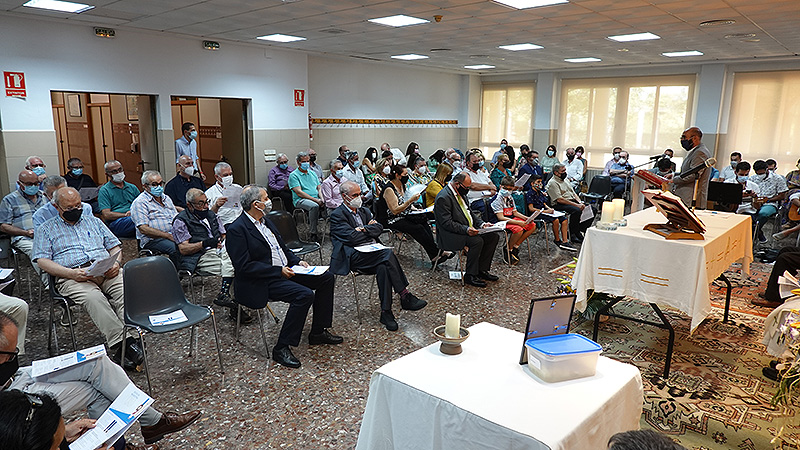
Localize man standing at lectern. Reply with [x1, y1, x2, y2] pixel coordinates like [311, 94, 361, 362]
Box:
[672, 127, 711, 209]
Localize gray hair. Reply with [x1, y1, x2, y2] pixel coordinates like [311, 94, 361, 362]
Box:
[344, 151, 358, 161]
[141, 170, 161, 185]
[339, 180, 359, 195]
[241, 184, 267, 211]
[185, 188, 205, 205]
[453, 172, 469, 184]
[104, 160, 121, 172]
[25, 155, 43, 167]
[53, 187, 79, 207]
[214, 161, 232, 176]
[0, 311, 19, 349]
[43, 175, 66, 190]
[296, 151, 309, 162]
[276, 153, 287, 162]
[552, 163, 565, 172]
[331, 160, 344, 170]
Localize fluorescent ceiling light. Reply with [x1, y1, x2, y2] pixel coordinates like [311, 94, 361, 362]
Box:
[256, 34, 306, 43]
[493, 0, 568, 10]
[23, 0, 94, 13]
[608, 32, 660, 42]
[661, 50, 703, 57]
[464, 64, 495, 70]
[368, 15, 429, 27]
[498, 43, 544, 51]
[565, 57, 601, 63]
[391, 54, 429, 60]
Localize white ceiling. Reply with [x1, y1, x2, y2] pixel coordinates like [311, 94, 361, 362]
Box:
[3, 0, 800, 74]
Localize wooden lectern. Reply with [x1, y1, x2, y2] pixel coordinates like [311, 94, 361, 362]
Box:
[641, 189, 706, 240]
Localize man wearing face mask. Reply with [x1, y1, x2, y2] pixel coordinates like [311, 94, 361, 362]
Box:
[563, 148, 584, 190]
[717, 152, 742, 182]
[205, 162, 243, 312]
[307, 148, 324, 182]
[341, 150, 373, 204]
[330, 181, 427, 330]
[609, 151, 633, 199]
[32, 176, 93, 230]
[433, 173, 500, 288]
[547, 164, 593, 244]
[0, 170, 47, 280]
[227, 185, 341, 368]
[268, 153, 295, 213]
[517, 149, 544, 191]
[63, 157, 98, 211]
[174, 122, 206, 181]
[671, 127, 712, 209]
[98, 160, 140, 239]
[321, 160, 346, 213]
[491, 139, 509, 167]
[33, 187, 144, 370]
[131, 170, 182, 269]
[165, 155, 206, 212]
[25, 155, 48, 186]
[464, 151, 497, 207]
[749, 159, 788, 243]
[602, 147, 623, 177]
[721, 161, 758, 214]
[288, 151, 324, 241]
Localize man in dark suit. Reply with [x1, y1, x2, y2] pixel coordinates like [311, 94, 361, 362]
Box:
[329, 181, 427, 331]
[433, 172, 500, 287]
[226, 185, 342, 368]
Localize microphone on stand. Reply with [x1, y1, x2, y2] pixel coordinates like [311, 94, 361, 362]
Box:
[649, 154, 666, 160]
[678, 158, 716, 180]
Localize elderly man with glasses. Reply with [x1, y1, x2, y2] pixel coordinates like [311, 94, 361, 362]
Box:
[131, 170, 182, 268]
[0, 170, 48, 283]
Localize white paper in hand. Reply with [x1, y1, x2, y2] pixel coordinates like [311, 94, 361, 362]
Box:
[515, 174, 530, 188]
[70, 383, 153, 450]
[221, 185, 243, 209]
[85, 249, 120, 277]
[579, 205, 595, 222]
[354, 243, 392, 252]
[32, 344, 107, 378]
[290, 265, 329, 275]
[405, 183, 426, 199]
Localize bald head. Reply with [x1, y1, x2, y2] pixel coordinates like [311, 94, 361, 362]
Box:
[680, 127, 703, 151]
[684, 127, 702, 139]
[18, 170, 37, 185]
[380, 143, 390, 152]
[54, 187, 80, 209]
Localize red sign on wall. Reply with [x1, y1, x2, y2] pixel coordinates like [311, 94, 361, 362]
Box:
[294, 89, 305, 107]
[4, 72, 26, 97]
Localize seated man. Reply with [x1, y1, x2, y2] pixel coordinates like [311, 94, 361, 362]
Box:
[226, 185, 342, 368]
[0, 291, 27, 358]
[774, 190, 800, 241]
[463, 151, 496, 208]
[164, 155, 205, 212]
[205, 161, 243, 309]
[754, 247, 800, 308]
[547, 164, 593, 243]
[608, 151, 633, 198]
[131, 170, 182, 268]
[336, 144, 349, 165]
[722, 161, 758, 214]
[0, 170, 47, 282]
[647, 158, 675, 186]
[63, 157, 98, 211]
[563, 147, 584, 190]
[0, 311, 201, 446]
[98, 160, 140, 239]
[750, 159, 788, 242]
[330, 181, 427, 331]
[602, 147, 622, 176]
[716, 152, 741, 182]
[307, 148, 324, 181]
[433, 173, 500, 288]
[171, 188, 247, 323]
[516, 149, 543, 191]
[32, 187, 143, 370]
[491, 176, 536, 265]
[25, 155, 48, 187]
[268, 153, 294, 213]
[525, 174, 574, 252]
[341, 150, 373, 203]
[320, 160, 346, 214]
[33, 175, 92, 229]
[288, 151, 324, 241]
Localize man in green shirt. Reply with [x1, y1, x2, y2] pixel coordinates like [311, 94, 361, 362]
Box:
[288, 151, 324, 241]
[98, 160, 140, 238]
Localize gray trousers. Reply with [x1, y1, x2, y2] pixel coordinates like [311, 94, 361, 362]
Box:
[295, 198, 320, 233]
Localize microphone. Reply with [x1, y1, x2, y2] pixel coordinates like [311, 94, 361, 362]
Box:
[649, 154, 665, 160]
[678, 158, 716, 180]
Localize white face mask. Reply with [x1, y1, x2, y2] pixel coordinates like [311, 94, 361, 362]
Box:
[221, 175, 233, 187]
[417, 166, 427, 174]
[112, 172, 125, 183]
[618, 158, 627, 165]
[184, 166, 195, 176]
[348, 195, 362, 209]
[255, 199, 272, 214]
[383, 165, 391, 175]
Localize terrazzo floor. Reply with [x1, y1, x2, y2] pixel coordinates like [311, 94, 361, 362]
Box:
[14, 234, 576, 449]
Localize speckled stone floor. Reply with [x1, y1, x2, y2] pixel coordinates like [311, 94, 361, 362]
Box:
[11, 233, 577, 449]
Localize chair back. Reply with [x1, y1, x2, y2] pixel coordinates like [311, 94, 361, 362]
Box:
[0, 234, 10, 261]
[123, 256, 190, 323]
[587, 176, 612, 196]
[265, 210, 302, 243]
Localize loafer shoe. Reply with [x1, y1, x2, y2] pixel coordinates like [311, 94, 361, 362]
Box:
[379, 310, 398, 331]
[141, 410, 202, 445]
[400, 293, 427, 311]
[308, 329, 343, 345]
[214, 292, 236, 308]
[751, 298, 782, 308]
[763, 366, 782, 382]
[464, 274, 487, 288]
[478, 271, 499, 282]
[271, 346, 301, 368]
[111, 344, 140, 372]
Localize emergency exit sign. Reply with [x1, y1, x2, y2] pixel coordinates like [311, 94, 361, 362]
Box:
[4, 72, 26, 97]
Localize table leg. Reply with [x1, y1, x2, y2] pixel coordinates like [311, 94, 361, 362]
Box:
[716, 273, 732, 323]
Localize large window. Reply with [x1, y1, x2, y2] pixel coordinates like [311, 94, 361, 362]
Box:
[559, 75, 694, 168]
[480, 85, 534, 153]
[725, 70, 800, 172]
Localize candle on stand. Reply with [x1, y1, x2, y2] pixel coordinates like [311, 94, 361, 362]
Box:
[612, 198, 625, 221]
[445, 313, 460, 338]
[600, 201, 615, 224]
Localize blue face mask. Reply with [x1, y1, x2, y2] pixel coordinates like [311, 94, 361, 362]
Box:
[500, 143, 506, 150]
[20, 184, 39, 196]
[31, 167, 46, 176]
[279, 163, 288, 170]
[189, 130, 198, 140]
[352, 160, 361, 169]
[335, 170, 345, 178]
[150, 186, 164, 197]
[499, 188, 511, 197]
[300, 162, 310, 171]
[737, 175, 749, 183]
[71, 168, 83, 176]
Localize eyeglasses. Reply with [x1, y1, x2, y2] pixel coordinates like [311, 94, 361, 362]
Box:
[148, 181, 165, 187]
[19, 181, 38, 187]
[192, 200, 210, 207]
[0, 348, 18, 364]
[23, 392, 43, 434]
[107, 167, 124, 175]
[29, 163, 45, 168]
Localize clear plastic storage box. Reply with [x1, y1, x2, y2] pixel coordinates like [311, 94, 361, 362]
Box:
[525, 333, 602, 383]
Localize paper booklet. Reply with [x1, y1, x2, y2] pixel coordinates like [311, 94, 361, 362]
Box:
[220, 185, 243, 209]
[149, 310, 188, 326]
[70, 383, 153, 450]
[524, 209, 542, 224]
[32, 345, 107, 378]
[408, 205, 434, 215]
[478, 222, 506, 234]
[539, 210, 566, 218]
[404, 183, 427, 199]
[290, 265, 329, 275]
[85, 248, 121, 277]
[515, 174, 530, 188]
[354, 243, 392, 253]
[579, 204, 595, 223]
[779, 271, 800, 299]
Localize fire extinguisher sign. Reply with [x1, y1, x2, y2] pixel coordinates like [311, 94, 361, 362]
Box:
[4, 72, 26, 98]
[294, 89, 304, 107]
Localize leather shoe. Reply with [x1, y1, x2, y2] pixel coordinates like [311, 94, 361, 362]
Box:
[125, 337, 145, 366]
[140, 410, 201, 444]
[214, 292, 236, 308]
[478, 271, 499, 282]
[308, 329, 343, 345]
[751, 297, 782, 308]
[126, 443, 160, 450]
[380, 310, 398, 331]
[272, 346, 301, 368]
[111, 343, 140, 372]
[763, 366, 782, 382]
[400, 293, 427, 311]
[229, 307, 254, 325]
[464, 274, 487, 287]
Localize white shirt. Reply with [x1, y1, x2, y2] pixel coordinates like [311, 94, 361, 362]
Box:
[564, 159, 583, 182]
[724, 177, 758, 214]
[205, 182, 243, 226]
[718, 164, 736, 181]
[465, 168, 492, 203]
[342, 164, 373, 200]
[245, 211, 287, 267]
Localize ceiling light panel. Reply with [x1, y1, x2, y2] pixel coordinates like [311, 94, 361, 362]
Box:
[565, 57, 601, 63]
[498, 43, 544, 51]
[661, 50, 703, 57]
[391, 54, 429, 60]
[493, 0, 569, 10]
[23, 0, 94, 13]
[368, 15, 429, 27]
[607, 32, 660, 42]
[256, 34, 306, 43]
[464, 64, 495, 69]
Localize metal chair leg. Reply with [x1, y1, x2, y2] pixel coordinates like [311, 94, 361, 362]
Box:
[139, 329, 153, 396]
[208, 306, 224, 375]
[47, 297, 56, 356]
[350, 272, 363, 324]
[189, 325, 196, 357]
[64, 302, 76, 351]
[235, 304, 242, 342]
[255, 309, 270, 359]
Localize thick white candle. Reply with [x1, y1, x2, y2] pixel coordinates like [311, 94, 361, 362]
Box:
[600, 201, 615, 224]
[612, 198, 625, 221]
[445, 313, 460, 338]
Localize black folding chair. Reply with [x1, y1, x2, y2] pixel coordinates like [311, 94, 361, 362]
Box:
[265, 210, 324, 264]
[580, 175, 612, 206]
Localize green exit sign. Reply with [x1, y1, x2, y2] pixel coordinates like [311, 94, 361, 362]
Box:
[94, 27, 115, 38]
[203, 41, 220, 51]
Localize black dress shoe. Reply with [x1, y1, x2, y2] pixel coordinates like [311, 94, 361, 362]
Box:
[380, 310, 398, 331]
[464, 274, 487, 287]
[125, 337, 145, 366]
[214, 292, 236, 308]
[400, 293, 427, 311]
[111, 342, 141, 372]
[763, 366, 782, 381]
[272, 346, 301, 368]
[230, 307, 254, 325]
[308, 329, 344, 345]
[478, 271, 499, 282]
